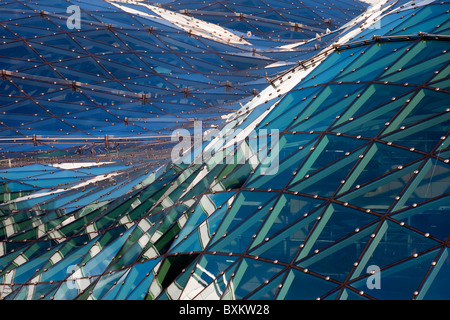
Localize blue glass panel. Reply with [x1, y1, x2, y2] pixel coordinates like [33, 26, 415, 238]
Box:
[349, 249, 439, 300]
[276, 269, 338, 300]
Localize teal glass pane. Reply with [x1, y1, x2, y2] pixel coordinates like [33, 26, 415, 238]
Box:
[250, 194, 324, 249]
[297, 223, 377, 282]
[246, 139, 316, 190]
[209, 191, 277, 245]
[336, 42, 411, 82]
[349, 220, 441, 282]
[296, 204, 379, 260]
[331, 93, 412, 137]
[276, 269, 338, 300]
[1, 0, 449, 302]
[246, 271, 284, 300]
[91, 269, 127, 300]
[349, 249, 439, 300]
[230, 258, 285, 299]
[338, 160, 423, 213]
[249, 206, 323, 263]
[417, 248, 450, 300]
[391, 196, 450, 242]
[114, 258, 160, 300]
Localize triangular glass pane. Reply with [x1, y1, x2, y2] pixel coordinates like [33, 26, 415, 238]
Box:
[251, 194, 324, 249]
[277, 133, 319, 163]
[246, 271, 284, 300]
[382, 88, 449, 135]
[289, 152, 362, 198]
[349, 220, 441, 281]
[228, 258, 285, 300]
[297, 204, 380, 260]
[385, 39, 449, 74]
[114, 258, 160, 300]
[417, 248, 450, 300]
[171, 203, 230, 254]
[287, 83, 364, 127]
[428, 63, 450, 83]
[208, 197, 276, 253]
[336, 41, 411, 81]
[379, 55, 448, 85]
[276, 269, 339, 300]
[249, 206, 323, 264]
[91, 269, 128, 300]
[288, 87, 364, 132]
[209, 191, 276, 245]
[333, 84, 414, 128]
[348, 248, 438, 300]
[339, 142, 424, 193]
[394, 160, 450, 213]
[384, 113, 450, 153]
[331, 93, 411, 137]
[338, 159, 423, 213]
[245, 142, 314, 190]
[296, 223, 377, 282]
[259, 87, 321, 131]
[391, 196, 450, 242]
[101, 275, 126, 300]
[130, 272, 155, 300]
[297, 48, 363, 87]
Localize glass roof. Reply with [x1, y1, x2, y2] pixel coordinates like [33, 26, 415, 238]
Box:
[0, 0, 449, 300]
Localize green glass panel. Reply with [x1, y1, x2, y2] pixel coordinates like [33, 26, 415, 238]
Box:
[393, 160, 450, 212]
[288, 83, 366, 130]
[389, 87, 449, 122]
[337, 42, 410, 82]
[277, 133, 319, 163]
[383, 113, 450, 153]
[428, 77, 450, 91]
